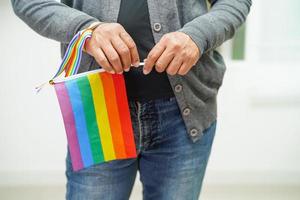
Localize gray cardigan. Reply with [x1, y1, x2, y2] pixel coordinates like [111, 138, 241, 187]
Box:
[11, 0, 251, 143]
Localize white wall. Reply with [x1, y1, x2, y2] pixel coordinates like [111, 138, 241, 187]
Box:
[0, 1, 65, 172]
[1, 1, 299, 186]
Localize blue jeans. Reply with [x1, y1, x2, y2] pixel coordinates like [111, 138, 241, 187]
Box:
[65, 96, 217, 200]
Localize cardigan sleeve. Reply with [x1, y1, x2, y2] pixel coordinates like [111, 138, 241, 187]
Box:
[11, 0, 100, 43]
[178, 0, 252, 55]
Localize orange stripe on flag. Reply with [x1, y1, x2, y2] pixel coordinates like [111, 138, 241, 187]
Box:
[100, 72, 127, 159]
[112, 74, 137, 158]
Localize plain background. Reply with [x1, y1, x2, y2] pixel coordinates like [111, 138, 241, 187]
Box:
[0, 0, 299, 198]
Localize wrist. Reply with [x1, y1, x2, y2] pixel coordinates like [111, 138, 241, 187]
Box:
[83, 21, 106, 52]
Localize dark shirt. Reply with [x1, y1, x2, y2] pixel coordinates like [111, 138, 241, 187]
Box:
[117, 0, 174, 101]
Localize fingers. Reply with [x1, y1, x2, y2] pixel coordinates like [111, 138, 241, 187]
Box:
[165, 55, 182, 75]
[85, 23, 141, 74]
[177, 62, 190, 75]
[155, 47, 175, 73]
[101, 41, 123, 74]
[120, 32, 140, 67]
[177, 57, 195, 75]
[143, 42, 166, 74]
[111, 37, 131, 72]
[142, 32, 201, 76]
[89, 44, 115, 74]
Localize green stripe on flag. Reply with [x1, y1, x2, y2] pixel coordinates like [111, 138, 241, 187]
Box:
[76, 76, 104, 163]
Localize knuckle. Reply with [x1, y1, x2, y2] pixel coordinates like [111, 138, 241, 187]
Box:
[166, 67, 175, 75]
[162, 34, 170, 41]
[156, 46, 165, 53]
[148, 53, 156, 60]
[102, 66, 112, 72]
[172, 42, 181, 50]
[113, 23, 124, 32]
[127, 42, 136, 50]
[181, 51, 187, 57]
[119, 46, 129, 55]
[120, 32, 130, 40]
[93, 35, 101, 44]
[155, 64, 164, 72]
[98, 56, 106, 64]
[115, 23, 123, 29]
[110, 55, 119, 63]
[101, 26, 110, 34]
[102, 23, 122, 34]
[155, 61, 163, 68]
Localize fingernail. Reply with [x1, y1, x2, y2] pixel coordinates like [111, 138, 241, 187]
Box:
[109, 70, 115, 74]
[143, 68, 150, 75]
[124, 68, 130, 72]
[117, 71, 123, 74]
[133, 61, 140, 67]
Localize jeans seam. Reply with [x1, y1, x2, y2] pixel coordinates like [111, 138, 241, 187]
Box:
[136, 101, 143, 153]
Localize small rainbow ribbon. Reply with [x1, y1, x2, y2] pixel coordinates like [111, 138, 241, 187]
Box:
[37, 28, 137, 171]
[55, 29, 93, 79]
[35, 28, 93, 92]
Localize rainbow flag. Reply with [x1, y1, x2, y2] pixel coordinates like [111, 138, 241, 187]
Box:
[38, 28, 137, 171]
[54, 72, 137, 171]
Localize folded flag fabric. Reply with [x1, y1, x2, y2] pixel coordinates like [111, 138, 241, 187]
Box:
[38, 28, 137, 171]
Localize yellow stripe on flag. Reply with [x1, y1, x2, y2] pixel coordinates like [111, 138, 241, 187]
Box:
[87, 73, 116, 161]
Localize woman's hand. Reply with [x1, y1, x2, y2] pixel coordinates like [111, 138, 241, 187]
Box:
[84, 23, 140, 74]
[143, 32, 200, 75]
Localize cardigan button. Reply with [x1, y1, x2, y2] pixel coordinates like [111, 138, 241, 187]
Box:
[183, 107, 191, 116]
[153, 23, 162, 32]
[190, 128, 198, 137]
[174, 84, 182, 93]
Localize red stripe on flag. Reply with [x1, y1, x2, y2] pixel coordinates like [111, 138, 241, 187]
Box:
[112, 74, 137, 158]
